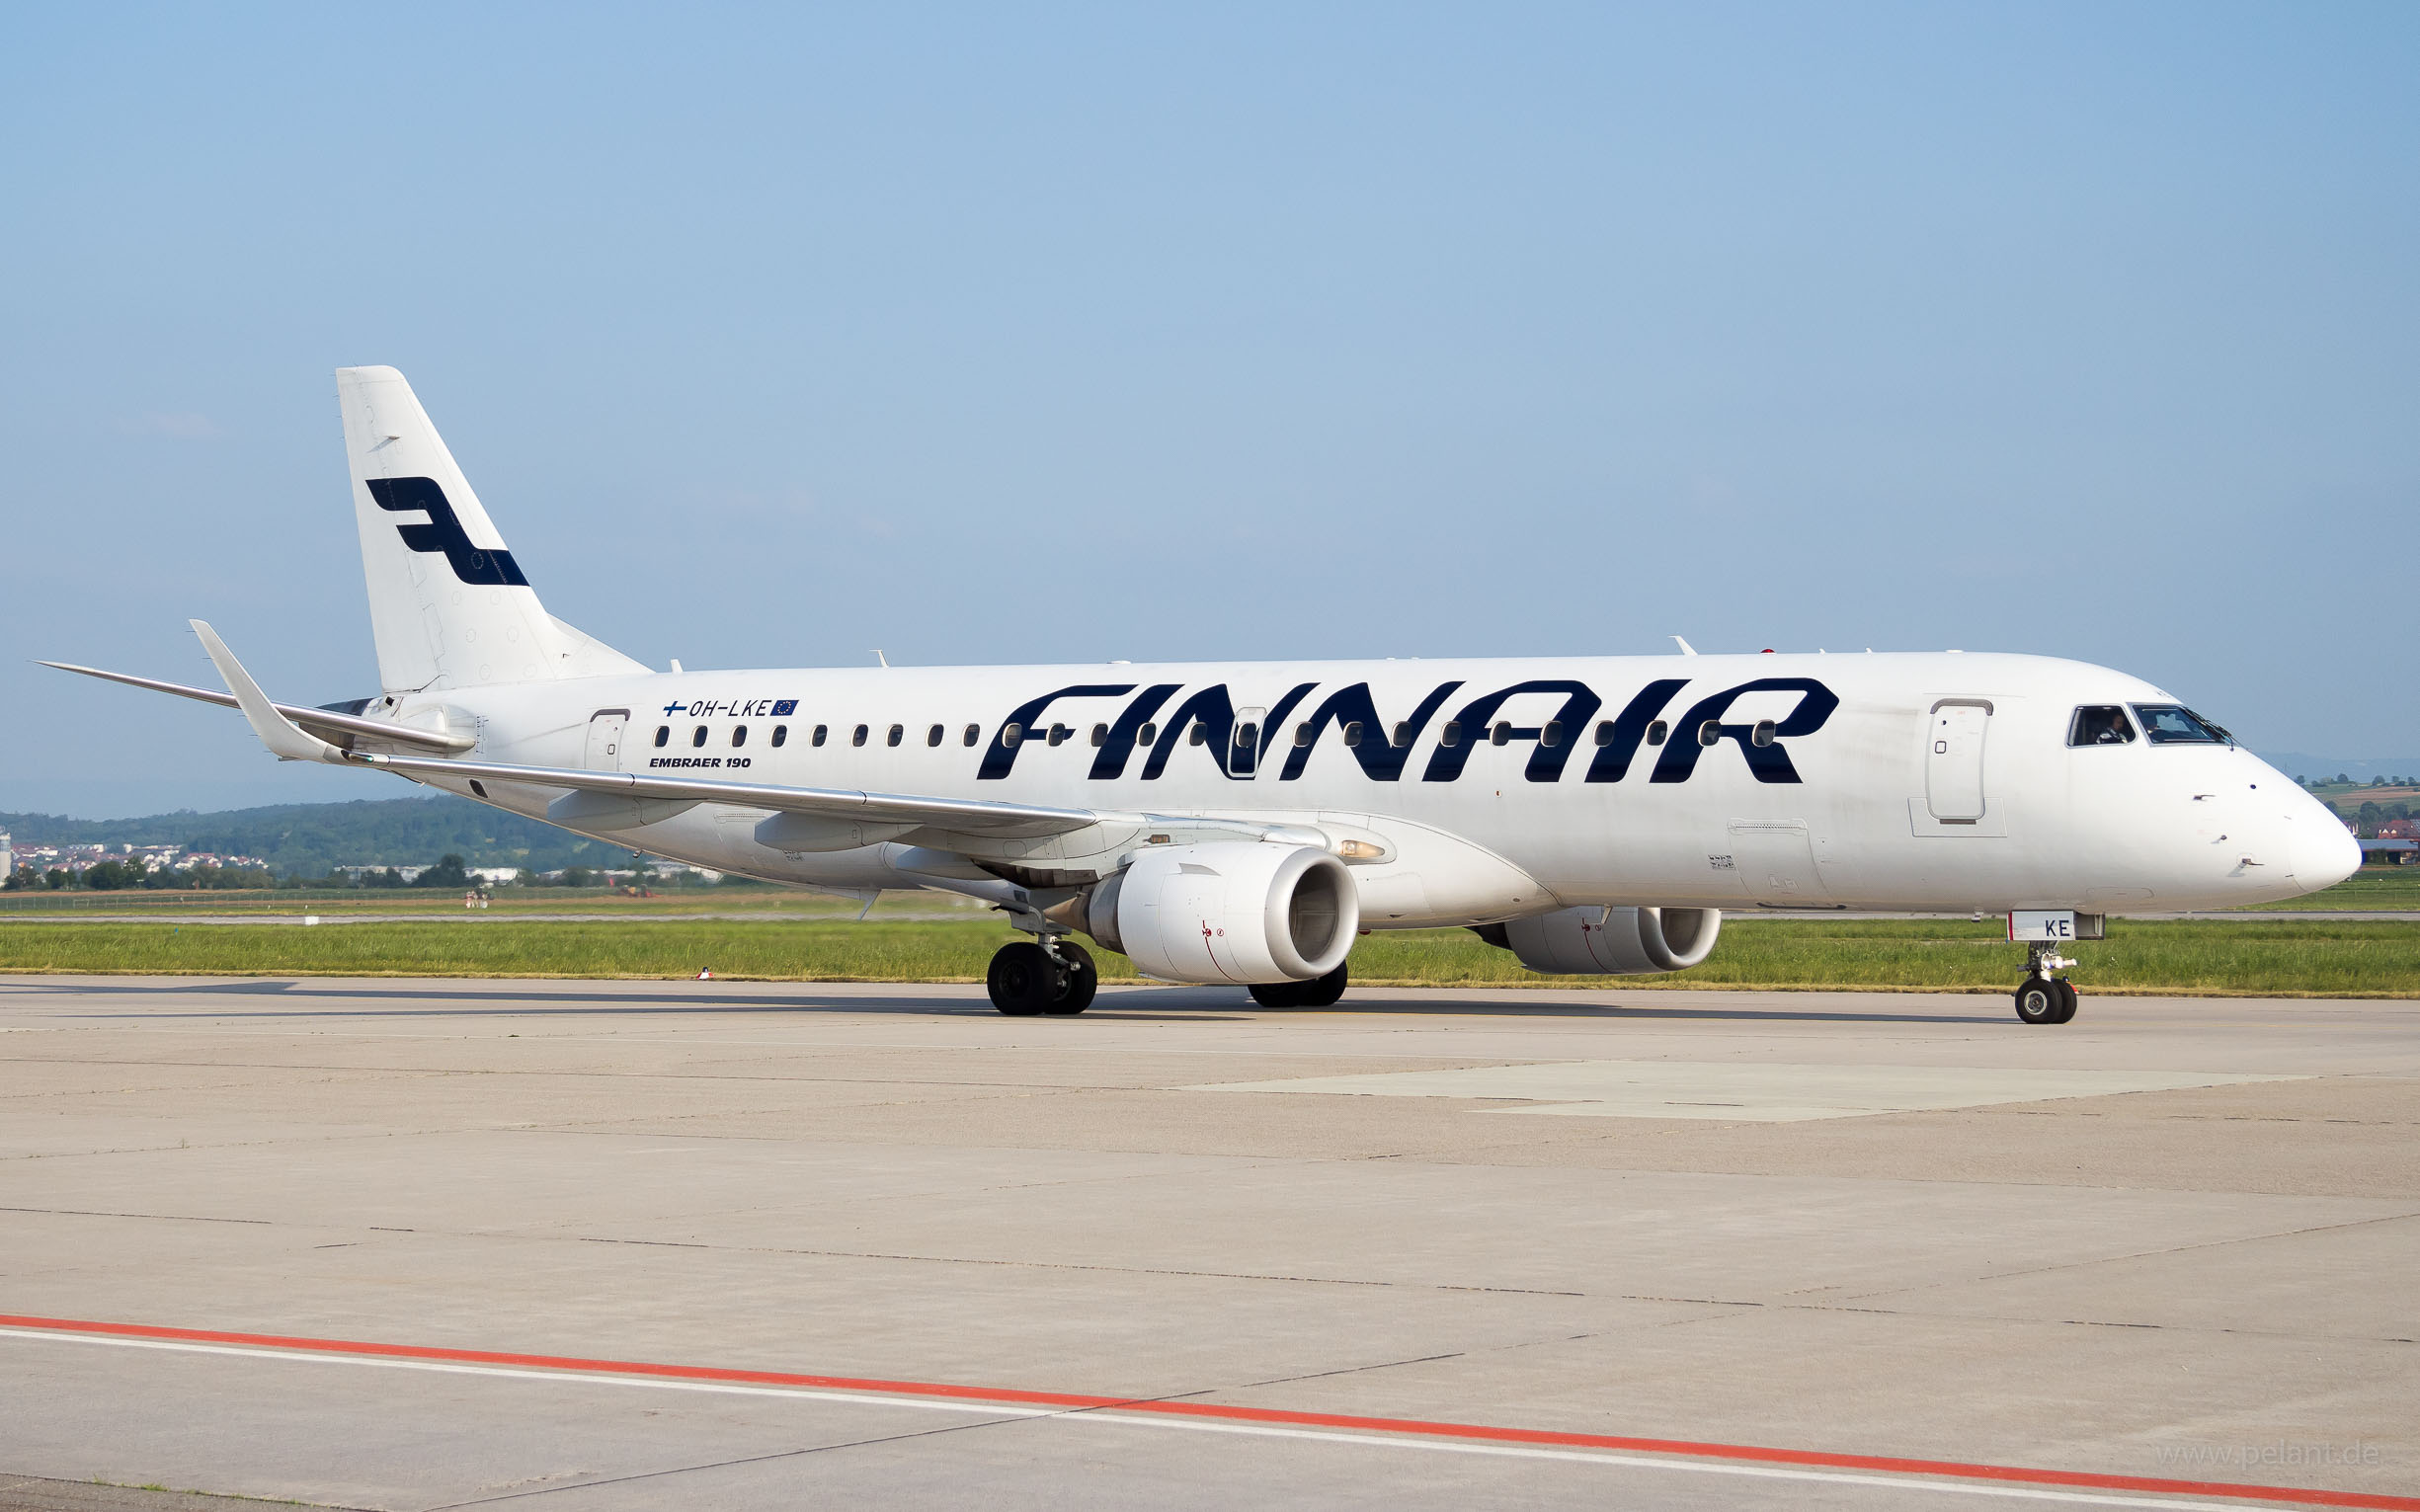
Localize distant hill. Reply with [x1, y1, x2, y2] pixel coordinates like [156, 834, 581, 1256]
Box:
[2259, 753, 2420, 785]
[0, 796, 630, 878]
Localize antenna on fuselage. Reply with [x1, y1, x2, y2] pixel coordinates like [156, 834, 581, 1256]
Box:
[1671, 636, 1697, 656]
[872, 650, 889, 668]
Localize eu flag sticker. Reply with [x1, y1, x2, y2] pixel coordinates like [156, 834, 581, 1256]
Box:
[771, 699, 797, 717]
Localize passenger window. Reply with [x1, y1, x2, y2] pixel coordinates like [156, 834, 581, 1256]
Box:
[1542, 720, 1563, 748]
[852, 724, 868, 748]
[1188, 724, 1206, 747]
[1647, 720, 1668, 747]
[1341, 721, 1362, 748]
[1138, 722, 1158, 747]
[1091, 723, 1109, 748]
[1393, 722, 1412, 748]
[962, 723, 979, 747]
[1592, 721, 1613, 747]
[732, 726, 748, 748]
[887, 724, 903, 747]
[1751, 720, 1775, 748]
[2131, 704, 2228, 745]
[928, 724, 943, 748]
[1047, 725, 1067, 748]
[1294, 722, 1314, 748]
[1235, 722, 1258, 751]
[1440, 722, 1462, 748]
[812, 725, 828, 747]
[691, 725, 708, 749]
[1697, 720, 1722, 748]
[2068, 706, 2137, 748]
[1491, 721, 1512, 747]
[771, 725, 788, 748]
[654, 726, 670, 748]
[1003, 723, 1023, 748]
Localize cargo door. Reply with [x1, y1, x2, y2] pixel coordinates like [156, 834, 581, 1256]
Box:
[584, 709, 630, 772]
[1726, 820, 1828, 904]
[1926, 701, 1990, 823]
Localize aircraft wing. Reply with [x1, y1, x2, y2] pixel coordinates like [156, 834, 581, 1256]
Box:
[353, 749, 1100, 836]
[142, 620, 1104, 840]
[39, 659, 476, 755]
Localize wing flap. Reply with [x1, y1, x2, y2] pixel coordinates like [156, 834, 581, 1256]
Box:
[364, 748, 1103, 836]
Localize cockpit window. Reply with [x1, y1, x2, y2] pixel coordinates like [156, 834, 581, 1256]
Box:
[2068, 706, 2137, 747]
[2131, 704, 2232, 745]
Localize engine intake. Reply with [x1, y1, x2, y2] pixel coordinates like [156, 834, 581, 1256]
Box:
[1084, 842, 1358, 984]
[1476, 905, 1721, 975]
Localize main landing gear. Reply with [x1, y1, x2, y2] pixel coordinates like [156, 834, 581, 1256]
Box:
[1249, 963, 1349, 1009]
[986, 939, 1097, 1016]
[2013, 941, 2079, 1026]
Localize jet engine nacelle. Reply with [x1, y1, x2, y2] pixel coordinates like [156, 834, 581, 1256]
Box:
[1483, 905, 1722, 975]
[1084, 842, 1358, 985]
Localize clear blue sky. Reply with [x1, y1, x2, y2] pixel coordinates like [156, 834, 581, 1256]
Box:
[4, 3, 2414, 816]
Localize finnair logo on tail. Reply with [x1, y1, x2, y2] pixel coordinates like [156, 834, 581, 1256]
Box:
[365, 477, 530, 587]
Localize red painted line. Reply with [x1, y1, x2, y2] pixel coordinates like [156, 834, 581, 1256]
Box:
[2, 1312, 2410, 1510]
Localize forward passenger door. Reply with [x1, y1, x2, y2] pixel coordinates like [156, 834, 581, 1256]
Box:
[1926, 700, 1991, 824]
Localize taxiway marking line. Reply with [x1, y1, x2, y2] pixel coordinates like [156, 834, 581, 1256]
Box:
[0, 1313, 2407, 1511]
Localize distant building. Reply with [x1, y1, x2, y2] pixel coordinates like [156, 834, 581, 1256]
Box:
[333, 864, 430, 884]
[0, 832, 13, 880]
[466, 867, 524, 885]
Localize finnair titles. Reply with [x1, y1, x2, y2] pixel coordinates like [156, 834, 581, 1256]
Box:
[49, 367, 2360, 1022]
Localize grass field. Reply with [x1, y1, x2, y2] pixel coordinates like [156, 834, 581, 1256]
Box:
[2242, 866, 2420, 911]
[0, 884, 948, 917]
[2, 916, 2414, 996]
[6, 864, 2415, 915]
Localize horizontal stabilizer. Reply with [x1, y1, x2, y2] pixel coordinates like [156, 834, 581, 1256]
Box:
[38, 659, 474, 753]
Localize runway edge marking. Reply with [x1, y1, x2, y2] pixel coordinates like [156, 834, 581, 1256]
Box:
[0, 1313, 2407, 1511]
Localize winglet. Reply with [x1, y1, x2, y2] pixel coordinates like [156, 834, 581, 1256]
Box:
[190, 620, 349, 763]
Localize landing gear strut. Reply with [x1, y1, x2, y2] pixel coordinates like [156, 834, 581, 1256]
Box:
[1249, 963, 1349, 1009]
[2013, 941, 2078, 1025]
[986, 938, 1096, 1016]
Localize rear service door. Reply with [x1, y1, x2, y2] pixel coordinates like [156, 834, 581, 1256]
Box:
[1925, 700, 1990, 823]
[584, 709, 631, 771]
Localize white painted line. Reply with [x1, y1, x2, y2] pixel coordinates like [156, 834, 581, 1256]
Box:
[0, 1326, 2286, 1510]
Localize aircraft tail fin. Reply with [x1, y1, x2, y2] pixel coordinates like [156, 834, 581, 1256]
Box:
[336, 366, 647, 694]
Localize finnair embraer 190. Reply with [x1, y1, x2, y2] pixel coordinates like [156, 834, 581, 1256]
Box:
[49, 367, 2360, 1022]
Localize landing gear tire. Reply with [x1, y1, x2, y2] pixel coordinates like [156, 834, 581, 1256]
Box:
[1248, 963, 1348, 1009]
[1294, 962, 1348, 1007]
[2014, 977, 2065, 1025]
[987, 942, 1058, 1016]
[1045, 942, 1097, 1015]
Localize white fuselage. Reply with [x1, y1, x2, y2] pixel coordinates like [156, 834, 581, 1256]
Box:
[385, 650, 2353, 922]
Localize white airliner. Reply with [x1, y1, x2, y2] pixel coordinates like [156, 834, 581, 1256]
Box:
[48, 367, 2360, 1022]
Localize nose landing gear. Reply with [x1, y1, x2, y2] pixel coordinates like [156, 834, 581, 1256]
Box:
[2014, 941, 2078, 1025]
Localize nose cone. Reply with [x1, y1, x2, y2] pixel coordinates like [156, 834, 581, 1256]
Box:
[2287, 809, 2362, 895]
